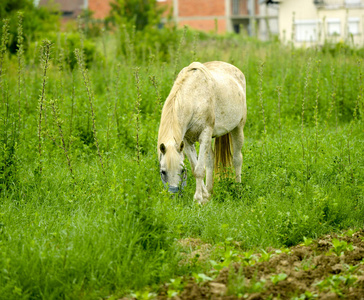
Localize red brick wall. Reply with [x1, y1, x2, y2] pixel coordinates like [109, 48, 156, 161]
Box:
[157, 0, 261, 33]
[180, 19, 226, 33]
[88, 0, 112, 19]
[179, 0, 225, 17]
[157, 0, 174, 17]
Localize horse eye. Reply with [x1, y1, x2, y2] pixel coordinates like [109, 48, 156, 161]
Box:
[161, 170, 166, 176]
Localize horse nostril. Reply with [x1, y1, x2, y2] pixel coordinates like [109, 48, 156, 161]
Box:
[168, 186, 179, 193]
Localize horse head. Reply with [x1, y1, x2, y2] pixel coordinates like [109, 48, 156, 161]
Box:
[158, 140, 186, 193]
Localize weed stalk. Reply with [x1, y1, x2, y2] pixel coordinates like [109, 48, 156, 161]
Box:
[17, 12, 25, 130]
[134, 67, 142, 165]
[290, 12, 295, 49]
[301, 58, 312, 160]
[326, 65, 336, 129]
[258, 62, 267, 137]
[354, 59, 363, 121]
[192, 31, 199, 61]
[122, 25, 135, 65]
[314, 60, 321, 163]
[48, 99, 75, 182]
[68, 73, 75, 149]
[276, 86, 282, 145]
[101, 27, 107, 65]
[0, 19, 10, 103]
[57, 48, 65, 103]
[149, 75, 162, 113]
[113, 63, 121, 140]
[77, 16, 85, 51]
[174, 26, 188, 78]
[37, 40, 52, 176]
[106, 86, 112, 154]
[146, 54, 155, 75]
[302, 58, 312, 198]
[74, 48, 105, 176]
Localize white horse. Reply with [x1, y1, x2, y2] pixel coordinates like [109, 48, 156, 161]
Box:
[157, 61, 247, 203]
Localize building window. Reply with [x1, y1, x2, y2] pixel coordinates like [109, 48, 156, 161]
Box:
[327, 18, 341, 36]
[347, 17, 360, 35]
[232, 0, 239, 15]
[295, 20, 320, 42]
[345, 0, 361, 6]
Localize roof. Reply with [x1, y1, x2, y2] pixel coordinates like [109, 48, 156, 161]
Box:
[39, 0, 85, 14]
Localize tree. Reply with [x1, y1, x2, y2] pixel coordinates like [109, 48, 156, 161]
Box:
[108, 0, 163, 31]
[0, 0, 59, 53]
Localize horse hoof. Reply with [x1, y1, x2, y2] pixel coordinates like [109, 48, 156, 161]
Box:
[194, 196, 209, 205]
[202, 191, 211, 200]
[197, 199, 209, 205]
[194, 193, 207, 204]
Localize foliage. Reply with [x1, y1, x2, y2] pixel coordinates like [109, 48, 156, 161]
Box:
[329, 238, 354, 256]
[108, 0, 180, 61]
[316, 274, 357, 296]
[108, 0, 164, 31]
[270, 273, 288, 285]
[0, 0, 59, 54]
[228, 272, 266, 297]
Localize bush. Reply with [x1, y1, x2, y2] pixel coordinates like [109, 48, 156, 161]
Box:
[0, 0, 60, 54]
[65, 32, 97, 69]
[108, 0, 163, 31]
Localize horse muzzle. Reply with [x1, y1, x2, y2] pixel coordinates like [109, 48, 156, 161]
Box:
[168, 186, 179, 193]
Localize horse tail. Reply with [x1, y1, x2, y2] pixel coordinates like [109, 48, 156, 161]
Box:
[214, 133, 232, 176]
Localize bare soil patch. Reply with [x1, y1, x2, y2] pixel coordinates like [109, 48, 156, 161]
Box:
[158, 229, 364, 299]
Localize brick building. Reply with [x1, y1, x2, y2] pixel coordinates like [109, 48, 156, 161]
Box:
[158, 0, 278, 38]
[36, 0, 278, 38]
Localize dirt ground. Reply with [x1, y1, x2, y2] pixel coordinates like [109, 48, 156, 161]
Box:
[157, 229, 364, 300]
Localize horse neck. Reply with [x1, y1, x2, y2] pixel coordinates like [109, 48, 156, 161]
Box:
[159, 98, 185, 145]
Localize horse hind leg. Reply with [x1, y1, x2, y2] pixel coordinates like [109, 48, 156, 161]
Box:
[230, 122, 245, 183]
[205, 142, 214, 195]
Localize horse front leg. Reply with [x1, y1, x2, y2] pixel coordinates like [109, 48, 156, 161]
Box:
[184, 140, 197, 177]
[194, 128, 213, 204]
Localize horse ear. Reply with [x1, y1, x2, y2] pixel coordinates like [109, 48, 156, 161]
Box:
[179, 141, 184, 152]
[160, 143, 166, 154]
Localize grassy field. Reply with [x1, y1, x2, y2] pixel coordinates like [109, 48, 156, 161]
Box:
[0, 20, 364, 299]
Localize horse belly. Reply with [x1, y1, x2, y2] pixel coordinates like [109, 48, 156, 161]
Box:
[212, 79, 245, 137]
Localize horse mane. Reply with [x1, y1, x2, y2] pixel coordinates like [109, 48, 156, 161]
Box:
[158, 62, 209, 169]
[158, 62, 207, 146]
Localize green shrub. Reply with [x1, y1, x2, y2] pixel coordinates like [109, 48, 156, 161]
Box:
[65, 32, 97, 69]
[0, 0, 60, 54]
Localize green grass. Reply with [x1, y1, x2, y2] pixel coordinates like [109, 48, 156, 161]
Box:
[0, 23, 363, 299]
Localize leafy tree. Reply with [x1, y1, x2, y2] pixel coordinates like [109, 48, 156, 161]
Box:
[0, 0, 60, 53]
[107, 0, 178, 61]
[108, 0, 164, 30]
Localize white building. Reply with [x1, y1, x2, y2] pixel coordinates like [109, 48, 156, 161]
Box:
[278, 0, 364, 46]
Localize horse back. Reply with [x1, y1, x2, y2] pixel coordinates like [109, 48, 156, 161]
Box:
[204, 61, 246, 92]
